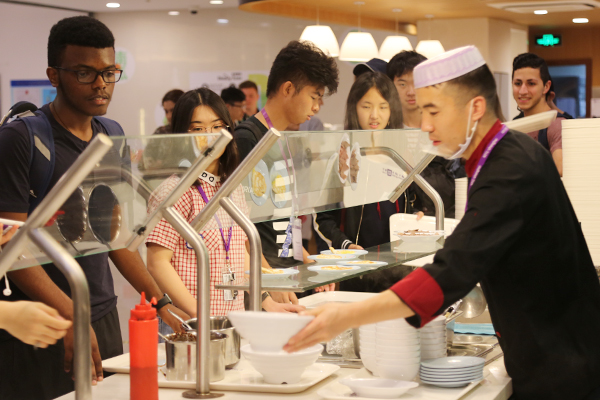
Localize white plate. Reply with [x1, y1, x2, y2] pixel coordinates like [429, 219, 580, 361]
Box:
[420, 365, 482, 375]
[158, 361, 339, 393]
[394, 230, 445, 243]
[308, 265, 361, 273]
[420, 373, 483, 382]
[421, 356, 485, 370]
[337, 133, 351, 183]
[504, 110, 556, 133]
[269, 161, 290, 209]
[321, 249, 368, 256]
[339, 377, 418, 399]
[248, 160, 270, 206]
[337, 260, 388, 267]
[349, 142, 361, 191]
[420, 378, 482, 388]
[307, 254, 358, 264]
[244, 267, 299, 281]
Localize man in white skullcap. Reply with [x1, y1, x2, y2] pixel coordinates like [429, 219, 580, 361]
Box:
[286, 46, 600, 400]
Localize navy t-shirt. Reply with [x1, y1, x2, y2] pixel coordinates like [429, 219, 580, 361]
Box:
[0, 104, 117, 327]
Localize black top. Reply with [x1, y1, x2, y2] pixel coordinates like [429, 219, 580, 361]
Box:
[0, 104, 118, 326]
[234, 116, 303, 269]
[395, 130, 600, 399]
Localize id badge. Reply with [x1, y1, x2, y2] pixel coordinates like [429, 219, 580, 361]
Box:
[292, 217, 303, 262]
[222, 273, 236, 301]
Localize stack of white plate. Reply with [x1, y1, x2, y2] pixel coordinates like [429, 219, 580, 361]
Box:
[419, 315, 447, 360]
[562, 118, 600, 266]
[359, 319, 420, 381]
[420, 356, 485, 387]
[455, 177, 468, 220]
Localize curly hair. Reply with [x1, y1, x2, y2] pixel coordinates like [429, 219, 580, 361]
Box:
[344, 72, 403, 130]
[170, 88, 239, 182]
[267, 40, 339, 98]
[48, 16, 115, 66]
[387, 51, 427, 81]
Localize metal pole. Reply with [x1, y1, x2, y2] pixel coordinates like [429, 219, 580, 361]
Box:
[161, 207, 223, 399]
[362, 148, 444, 231]
[29, 229, 91, 400]
[0, 134, 113, 275]
[126, 131, 232, 251]
[388, 153, 436, 203]
[219, 198, 262, 311]
[191, 128, 281, 231]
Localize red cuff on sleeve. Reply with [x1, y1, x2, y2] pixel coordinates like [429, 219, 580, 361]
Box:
[390, 268, 444, 327]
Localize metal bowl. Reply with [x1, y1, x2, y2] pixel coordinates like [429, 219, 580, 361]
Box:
[185, 316, 240, 369]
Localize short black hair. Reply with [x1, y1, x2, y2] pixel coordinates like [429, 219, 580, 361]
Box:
[48, 16, 115, 67]
[221, 86, 246, 104]
[162, 89, 184, 105]
[446, 64, 503, 120]
[345, 72, 403, 130]
[512, 53, 551, 99]
[387, 51, 427, 81]
[267, 40, 339, 98]
[239, 80, 258, 92]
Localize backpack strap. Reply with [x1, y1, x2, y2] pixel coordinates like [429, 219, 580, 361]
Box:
[235, 119, 264, 143]
[93, 116, 125, 137]
[537, 112, 564, 153]
[19, 110, 55, 214]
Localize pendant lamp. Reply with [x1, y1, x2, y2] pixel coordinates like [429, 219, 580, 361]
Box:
[339, 2, 378, 62]
[379, 9, 413, 62]
[415, 40, 445, 59]
[300, 25, 340, 57]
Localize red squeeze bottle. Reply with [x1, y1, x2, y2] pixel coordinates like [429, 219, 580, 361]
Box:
[129, 292, 158, 400]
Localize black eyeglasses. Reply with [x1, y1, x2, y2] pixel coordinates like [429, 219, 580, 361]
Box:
[53, 67, 123, 84]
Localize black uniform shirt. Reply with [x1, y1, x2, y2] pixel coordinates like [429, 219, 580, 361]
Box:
[391, 120, 600, 400]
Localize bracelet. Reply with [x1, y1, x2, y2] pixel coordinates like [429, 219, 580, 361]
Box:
[261, 291, 271, 303]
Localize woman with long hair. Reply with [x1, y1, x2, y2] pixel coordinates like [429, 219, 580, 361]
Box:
[146, 88, 302, 333]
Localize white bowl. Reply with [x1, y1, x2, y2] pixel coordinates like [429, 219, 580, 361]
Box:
[339, 378, 419, 399]
[377, 331, 420, 340]
[420, 324, 447, 332]
[228, 311, 313, 352]
[376, 356, 421, 366]
[377, 325, 418, 334]
[421, 350, 447, 359]
[420, 331, 446, 340]
[376, 348, 420, 359]
[377, 337, 420, 347]
[377, 319, 413, 329]
[377, 362, 420, 381]
[422, 315, 446, 326]
[420, 336, 447, 345]
[421, 343, 447, 352]
[307, 254, 358, 264]
[240, 344, 322, 384]
[361, 356, 378, 375]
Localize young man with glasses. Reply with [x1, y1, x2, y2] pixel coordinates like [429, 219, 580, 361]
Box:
[0, 16, 187, 400]
[221, 85, 246, 126]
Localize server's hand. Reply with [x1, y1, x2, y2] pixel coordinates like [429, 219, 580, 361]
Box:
[63, 324, 103, 385]
[270, 291, 299, 305]
[0, 301, 71, 347]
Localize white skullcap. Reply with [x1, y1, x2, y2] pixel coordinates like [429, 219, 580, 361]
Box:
[414, 45, 486, 89]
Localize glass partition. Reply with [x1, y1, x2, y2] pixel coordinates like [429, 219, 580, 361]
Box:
[9, 128, 434, 272]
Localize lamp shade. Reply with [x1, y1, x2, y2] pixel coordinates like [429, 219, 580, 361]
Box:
[300, 25, 340, 57]
[339, 32, 379, 62]
[378, 36, 413, 61]
[415, 40, 445, 59]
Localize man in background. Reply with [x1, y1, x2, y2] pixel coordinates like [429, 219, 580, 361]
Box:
[353, 58, 387, 79]
[239, 80, 260, 119]
[221, 85, 246, 126]
[153, 88, 184, 134]
[512, 53, 564, 176]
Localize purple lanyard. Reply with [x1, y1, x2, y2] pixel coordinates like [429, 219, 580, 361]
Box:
[261, 108, 298, 258]
[197, 185, 232, 259]
[466, 125, 509, 211]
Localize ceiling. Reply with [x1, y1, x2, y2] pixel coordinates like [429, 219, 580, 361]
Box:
[240, 0, 600, 28]
[2, 0, 238, 13]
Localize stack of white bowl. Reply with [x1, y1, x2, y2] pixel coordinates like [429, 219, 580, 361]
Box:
[229, 311, 322, 384]
[359, 319, 420, 381]
[455, 177, 468, 220]
[420, 315, 447, 360]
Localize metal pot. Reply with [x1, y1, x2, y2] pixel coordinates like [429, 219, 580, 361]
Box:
[164, 331, 226, 382]
[185, 316, 240, 369]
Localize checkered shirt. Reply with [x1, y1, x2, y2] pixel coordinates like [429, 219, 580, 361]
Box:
[146, 176, 249, 316]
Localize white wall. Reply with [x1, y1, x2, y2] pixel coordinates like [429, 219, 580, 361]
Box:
[0, 3, 85, 115]
[95, 8, 415, 134]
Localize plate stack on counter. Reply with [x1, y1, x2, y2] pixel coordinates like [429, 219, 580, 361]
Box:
[420, 356, 485, 387]
[358, 319, 420, 381]
[455, 177, 468, 220]
[562, 118, 600, 267]
[420, 315, 447, 360]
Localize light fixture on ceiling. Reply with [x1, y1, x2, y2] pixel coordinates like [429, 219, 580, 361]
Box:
[573, 17, 589, 23]
[534, 9, 548, 14]
[339, 2, 379, 62]
[299, 8, 340, 57]
[106, 2, 120, 8]
[168, 11, 180, 16]
[217, 18, 229, 24]
[415, 15, 445, 59]
[378, 8, 413, 62]
[210, 0, 224, 4]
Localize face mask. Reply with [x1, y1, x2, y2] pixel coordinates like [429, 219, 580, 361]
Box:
[422, 99, 479, 160]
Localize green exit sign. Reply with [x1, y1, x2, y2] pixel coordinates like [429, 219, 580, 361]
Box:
[535, 34, 562, 47]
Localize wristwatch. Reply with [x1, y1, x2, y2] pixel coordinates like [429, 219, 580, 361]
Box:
[153, 293, 173, 311]
[261, 291, 271, 303]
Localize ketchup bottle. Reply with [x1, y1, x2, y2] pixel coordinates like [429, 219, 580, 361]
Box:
[129, 292, 158, 400]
